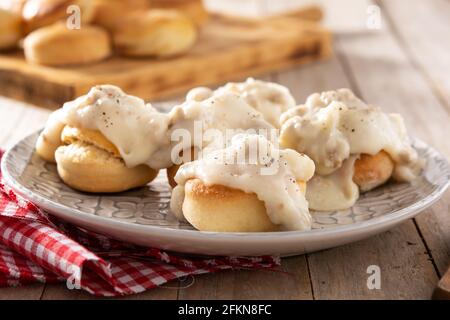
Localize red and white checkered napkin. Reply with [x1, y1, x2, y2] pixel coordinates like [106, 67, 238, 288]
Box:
[0, 151, 280, 297]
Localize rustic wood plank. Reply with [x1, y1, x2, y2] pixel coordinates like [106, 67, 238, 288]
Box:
[378, 0, 450, 281]
[335, 10, 450, 283]
[308, 222, 437, 299]
[178, 257, 313, 300]
[0, 284, 45, 300]
[0, 97, 50, 148]
[414, 193, 450, 276]
[379, 0, 450, 110]
[273, 54, 351, 102]
[41, 283, 179, 300]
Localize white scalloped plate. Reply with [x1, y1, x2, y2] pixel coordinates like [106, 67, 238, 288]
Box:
[2, 131, 449, 256]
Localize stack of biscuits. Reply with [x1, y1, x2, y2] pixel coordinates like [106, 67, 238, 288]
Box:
[0, 0, 208, 66]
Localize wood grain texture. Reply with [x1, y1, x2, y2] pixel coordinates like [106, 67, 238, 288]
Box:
[0, 14, 331, 109]
[379, 0, 450, 110]
[0, 98, 51, 148]
[0, 284, 45, 300]
[433, 264, 450, 299]
[178, 257, 313, 300]
[378, 0, 450, 284]
[308, 222, 437, 299]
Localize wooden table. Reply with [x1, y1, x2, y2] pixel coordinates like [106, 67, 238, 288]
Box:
[0, 0, 449, 299]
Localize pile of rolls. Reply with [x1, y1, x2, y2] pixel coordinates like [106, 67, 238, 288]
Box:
[0, 0, 207, 66]
[35, 79, 424, 232]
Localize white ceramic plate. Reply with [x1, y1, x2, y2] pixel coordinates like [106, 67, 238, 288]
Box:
[2, 131, 449, 256]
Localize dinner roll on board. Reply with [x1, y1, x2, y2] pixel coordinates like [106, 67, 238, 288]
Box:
[113, 9, 197, 58]
[92, 0, 150, 31]
[149, 0, 209, 26]
[0, 9, 23, 50]
[23, 22, 111, 66]
[23, 0, 96, 32]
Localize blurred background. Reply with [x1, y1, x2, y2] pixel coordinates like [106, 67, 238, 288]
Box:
[0, 0, 384, 107]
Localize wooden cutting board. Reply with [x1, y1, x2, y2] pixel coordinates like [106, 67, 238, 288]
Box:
[0, 14, 331, 109]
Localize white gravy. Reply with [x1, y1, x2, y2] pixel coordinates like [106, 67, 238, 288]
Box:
[55, 85, 171, 169]
[167, 89, 275, 163]
[184, 78, 296, 127]
[215, 78, 296, 127]
[280, 89, 423, 211]
[171, 134, 316, 231]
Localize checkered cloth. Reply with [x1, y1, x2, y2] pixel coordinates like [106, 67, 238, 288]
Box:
[0, 151, 280, 297]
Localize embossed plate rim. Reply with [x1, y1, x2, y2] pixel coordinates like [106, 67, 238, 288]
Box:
[2, 130, 449, 242]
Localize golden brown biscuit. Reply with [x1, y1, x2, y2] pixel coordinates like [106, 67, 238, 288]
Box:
[0, 0, 27, 16]
[150, 0, 209, 26]
[35, 120, 64, 163]
[23, 0, 96, 32]
[353, 150, 394, 192]
[23, 22, 111, 66]
[91, 0, 150, 31]
[55, 125, 158, 193]
[113, 9, 197, 58]
[182, 179, 280, 232]
[182, 179, 307, 232]
[0, 9, 23, 50]
[55, 142, 158, 193]
[166, 147, 196, 188]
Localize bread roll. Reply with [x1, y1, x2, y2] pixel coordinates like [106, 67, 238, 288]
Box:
[35, 109, 65, 163]
[150, 0, 209, 26]
[182, 179, 281, 232]
[113, 9, 197, 58]
[91, 0, 150, 31]
[0, 9, 23, 50]
[23, 22, 111, 66]
[353, 150, 394, 192]
[23, 0, 96, 32]
[55, 125, 158, 193]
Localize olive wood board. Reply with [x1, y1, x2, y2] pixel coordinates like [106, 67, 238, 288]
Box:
[0, 14, 331, 108]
